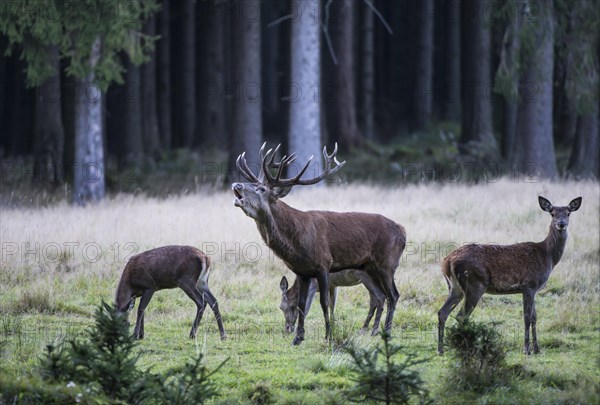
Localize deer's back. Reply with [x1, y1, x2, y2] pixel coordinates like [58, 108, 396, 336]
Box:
[123, 245, 204, 292]
[311, 210, 406, 268]
[445, 242, 550, 293]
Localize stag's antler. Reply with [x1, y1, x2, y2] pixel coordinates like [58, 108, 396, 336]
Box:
[262, 143, 345, 187]
[237, 143, 345, 186]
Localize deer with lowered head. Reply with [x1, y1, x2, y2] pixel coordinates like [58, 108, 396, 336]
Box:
[437, 196, 582, 355]
[232, 143, 406, 345]
[115, 245, 226, 341]
[279, 269, 386, 336]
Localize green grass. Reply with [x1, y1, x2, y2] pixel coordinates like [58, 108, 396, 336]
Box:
[1, 180, 599, 403]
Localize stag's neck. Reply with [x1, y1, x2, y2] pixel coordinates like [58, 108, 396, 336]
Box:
[255, 201, 304, 258]
[543, 226, 568, 267]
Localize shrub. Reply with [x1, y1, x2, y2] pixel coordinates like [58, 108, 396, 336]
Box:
[344, 331, 431, 405]
[444, 318, 510, 392]
[13, 301, 226, 404]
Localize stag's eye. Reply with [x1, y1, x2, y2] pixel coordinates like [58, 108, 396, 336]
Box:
[256, 185, 267, 193]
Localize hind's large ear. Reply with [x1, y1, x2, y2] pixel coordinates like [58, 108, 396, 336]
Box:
[538, 196, 553, 212]
[280, 276, 289, 294]
[568, 197, 582, 212]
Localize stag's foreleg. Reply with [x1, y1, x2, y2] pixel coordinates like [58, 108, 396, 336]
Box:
[316, 272, 332, 342]
[293, 276, 311, 345]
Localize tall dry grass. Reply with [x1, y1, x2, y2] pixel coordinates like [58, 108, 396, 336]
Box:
[1, 179, 598, 328]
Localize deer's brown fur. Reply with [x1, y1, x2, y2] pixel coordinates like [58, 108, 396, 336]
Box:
[233, 144, 406, 344]
[437, 196, 582, 355]
[115, 245, 226, 340]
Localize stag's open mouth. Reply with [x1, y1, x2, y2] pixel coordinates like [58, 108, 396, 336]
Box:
[232, 185, 244, 207]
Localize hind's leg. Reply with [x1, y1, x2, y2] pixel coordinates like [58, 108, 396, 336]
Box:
[134, 290, 154, 340]
[200, 288, 227, 341]
[437, 288, 463, 355]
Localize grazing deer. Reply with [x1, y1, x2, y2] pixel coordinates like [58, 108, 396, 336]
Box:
[279, 270, 386, 336]
[233, 143, 406, 345]
[437, 196, 582, 355]
[115, 245, 227, 341]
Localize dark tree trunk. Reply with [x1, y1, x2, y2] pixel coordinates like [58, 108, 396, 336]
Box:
[73, 38, 105, 205]
[442, 0, 460, 122]
[360, 0, 375, 140]
[141, 14, 161, 157]
[61, 62, 76, 181]
[33, 46, 64, 185]
[329, 0, 362, 148]
[123, 61, 143, 164]
[412, 0, 434, 131]
[228, 0, 262, 180]
[6, 57, 34, 156]
[157, 0, 172, 150]
[173, 0, 196, 148]
[567, 109, 600, 179]
[516, 0, 557, 179]
[198, 0, 226, 148]
[497, 0, 521, 162]
[460, 0, 496, 156]
[288, 0, 321, 179]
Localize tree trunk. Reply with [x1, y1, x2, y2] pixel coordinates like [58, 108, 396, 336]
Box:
[443, 0, 460, 122]
[516, 0, 557, 179]
[73, 37, 105, 205]
[228, 0, 262, 180]
[173, 0, 196, 148]
[123, 61, 143, 164]
[412, 0, 434, 131]
[33, 45, 64, 185]
[460, 0, 496, 156]
[360, 0, 375, 140]
[329, 0, 362, 148]
[157, 0, 172, 150]
[567, 105, 599, 179]
[141, 14, 161, 157]
[288, 0, 321, 180]
[198, 0, 226, 148]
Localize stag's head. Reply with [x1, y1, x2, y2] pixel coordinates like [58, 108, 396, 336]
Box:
[232, 143, 345, 220]
[538, 196, 582, 232]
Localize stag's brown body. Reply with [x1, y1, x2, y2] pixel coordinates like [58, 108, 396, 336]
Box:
[437, 196, 581, 355]
[233, 143, 406, 345]
[115, 245, 226, 340]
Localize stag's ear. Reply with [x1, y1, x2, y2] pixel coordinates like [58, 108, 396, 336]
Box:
[538, 196, 553, 212]
[271, 186, 292, 201]
[280, 276, 288, 293]
[568, 197, 582, 212]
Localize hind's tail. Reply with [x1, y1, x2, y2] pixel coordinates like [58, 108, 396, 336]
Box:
[198, 255, 211, 287]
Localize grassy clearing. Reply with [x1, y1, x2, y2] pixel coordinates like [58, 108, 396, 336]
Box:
[1, 179, 599, 403]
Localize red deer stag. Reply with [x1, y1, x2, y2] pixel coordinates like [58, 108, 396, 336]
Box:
[437, 196, 582, 355]
[115, 245, 227, 341]
[279, 270, 386, 336]
[232, 144, 406, 345]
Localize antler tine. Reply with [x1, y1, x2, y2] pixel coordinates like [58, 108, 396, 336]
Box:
[295, 144, 345, 186]
[236, 151, 260, 183]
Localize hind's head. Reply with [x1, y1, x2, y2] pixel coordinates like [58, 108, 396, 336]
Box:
[538, 196, 582, 232]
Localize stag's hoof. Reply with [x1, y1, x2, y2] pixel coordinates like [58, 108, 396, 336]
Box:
[437, 349, 444, 356]
[371, 328, 379, 336]
[533, 345, 540, 354]
[220, 334, 228, 341]
[292, 336, 304, 346]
